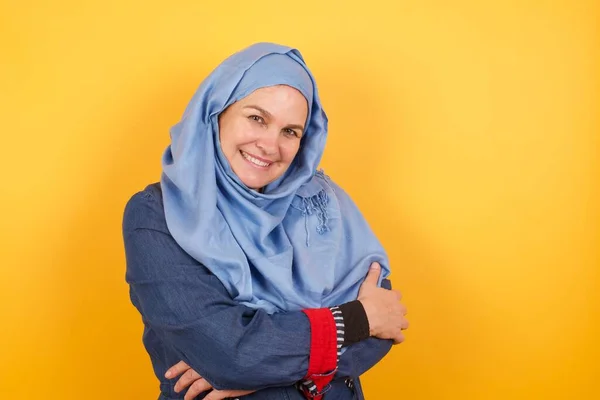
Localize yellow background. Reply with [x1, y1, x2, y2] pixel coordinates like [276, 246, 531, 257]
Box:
[1, 0, 598, 398]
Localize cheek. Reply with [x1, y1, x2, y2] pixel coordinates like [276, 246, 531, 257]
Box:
[221, 122, 254, 150]
[280, 141, 301, 162]
[236, 122, 261, 144]
[218, 122, 234, 151]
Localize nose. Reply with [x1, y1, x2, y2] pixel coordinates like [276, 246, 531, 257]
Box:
[255, 128, 279, 155]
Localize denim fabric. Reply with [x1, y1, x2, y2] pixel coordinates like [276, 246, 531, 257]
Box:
[123, 183, 392, 399]
[157, 378, 360, 400]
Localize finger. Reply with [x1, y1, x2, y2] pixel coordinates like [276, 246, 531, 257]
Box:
[400, 303, 407, 315]
[393, 332, 405, 345]
[363, 262, 382, 285]
[165, 360, 190, 379]
[175, 368, 203, 393]
[204, 390, 227, 400]
[205, 389, 256, 400]
[184, 378, 212, 400]
[401, 318, 410, 330]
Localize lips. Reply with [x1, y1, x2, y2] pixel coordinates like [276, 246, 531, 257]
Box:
[240, 150, 273, 168]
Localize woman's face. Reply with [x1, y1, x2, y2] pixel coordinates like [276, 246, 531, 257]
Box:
[218, 85, 308, 190]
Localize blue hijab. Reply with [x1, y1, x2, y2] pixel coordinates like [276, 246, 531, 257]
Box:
[161, 43, 390, 314]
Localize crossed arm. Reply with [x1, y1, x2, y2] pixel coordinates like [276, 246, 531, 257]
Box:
[123, 190, 397, 398]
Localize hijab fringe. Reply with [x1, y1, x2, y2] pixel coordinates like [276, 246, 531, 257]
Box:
[301, 170, 331, 246]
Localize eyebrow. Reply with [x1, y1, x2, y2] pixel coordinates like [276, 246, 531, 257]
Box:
[243, 105, 305, 132]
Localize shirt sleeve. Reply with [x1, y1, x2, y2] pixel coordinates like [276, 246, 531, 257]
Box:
[337, 337, 394, 379]
[302, 295, 393, 395]
[123, 190, 339, 392]
[336, 279, 394, 379]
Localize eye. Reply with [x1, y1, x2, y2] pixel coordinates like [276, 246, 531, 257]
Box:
[283, 128, 300, 138]
[248, 115, 265, 124]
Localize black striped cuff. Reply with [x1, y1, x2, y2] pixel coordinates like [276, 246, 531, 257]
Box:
[338, 300, 370, 346]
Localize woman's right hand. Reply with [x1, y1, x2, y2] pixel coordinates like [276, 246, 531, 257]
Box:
[357, 262, 408, 344]
[166, 361, 256, 400]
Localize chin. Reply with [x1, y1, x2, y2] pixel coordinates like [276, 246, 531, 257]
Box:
[240, 177, 270, 191]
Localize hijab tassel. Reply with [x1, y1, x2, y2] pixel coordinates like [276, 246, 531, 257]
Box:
[301, 189, 330, 247]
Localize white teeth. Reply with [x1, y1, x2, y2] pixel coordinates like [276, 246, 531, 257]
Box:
[241, 151, 271, 167]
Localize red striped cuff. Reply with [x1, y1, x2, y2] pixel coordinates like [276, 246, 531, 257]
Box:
[301, 308, 338, 399]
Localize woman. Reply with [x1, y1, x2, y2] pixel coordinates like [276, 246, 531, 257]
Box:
[123, 42, 408, 399]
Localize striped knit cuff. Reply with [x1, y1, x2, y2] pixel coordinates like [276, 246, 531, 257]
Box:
[338, 300, 370, 346]
[329, 306, 344, 363]
[300, 308, 338, 399]
[299, 307, 343, 399]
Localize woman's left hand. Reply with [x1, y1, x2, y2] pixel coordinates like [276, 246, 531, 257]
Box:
[166, 360, 256, 400]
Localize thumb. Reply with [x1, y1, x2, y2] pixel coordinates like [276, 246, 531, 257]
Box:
[363, 262, 382, 285]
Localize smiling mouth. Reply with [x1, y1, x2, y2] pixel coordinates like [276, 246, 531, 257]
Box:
[240, 150, 272, 168]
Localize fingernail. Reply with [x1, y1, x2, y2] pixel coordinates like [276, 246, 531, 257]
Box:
[165, 370, 172, 378]
[371, 263, 380, 270]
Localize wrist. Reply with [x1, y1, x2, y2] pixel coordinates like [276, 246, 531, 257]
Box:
[357, 299, 376, 337]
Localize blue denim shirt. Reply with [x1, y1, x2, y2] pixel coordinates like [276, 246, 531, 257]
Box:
[123, 183, 392, 399]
